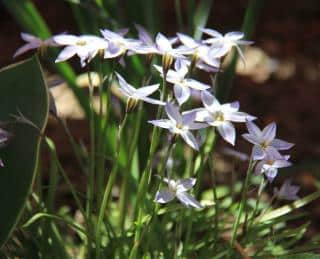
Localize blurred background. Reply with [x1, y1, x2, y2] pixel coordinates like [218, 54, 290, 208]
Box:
[1, 0, 320, 237]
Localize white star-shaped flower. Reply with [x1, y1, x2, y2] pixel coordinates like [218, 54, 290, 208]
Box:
[100, 29, 142, 59]
[115, 73, 164, 107]
[177, 33, 220, 70]
[54, 34, 108, 67]
[200, 28, 253, 62]
[155, 177, 203, 209]
[242, 121, 294, 160]
[154, 59, 210, 105]
[255, 149, 292, 182]
[13, 32, 58, 58]
[191, 91, 256, 145]
[148, 103, 207, 150]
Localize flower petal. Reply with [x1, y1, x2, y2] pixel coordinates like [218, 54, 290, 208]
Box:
[141, 97, 165, 105]
[217, 122, 236, 145]
[174, 84, 190, 105]
[271, 139, 294, 150]
[181, 131, 199, 151]
[185, 79, 210, 90]
[200, 28, 223, 38]
[148, 119, 172, 129]
[53, 34, 79, 45]
[201, 90, 220, 112]
[177, 33, 198, 48]
[252, 145, 265, 160]
[155, 33, 172, 52]
[262, 122, 276, 142]
[55, 46, 77, 63]
[135, 24, 154, 45]
[13, 42, 40, 58]
[225, 31, 244, 40]
[154, 188, 175, 203]
[177, 178, 196, 192]
[115, 72, 136, 94]
[136, 84, 160, 97]
[246, 120, 262, 137]
[242, 133, 259, 145]
[165, 103, 182, 124]
[176, 192, 203, 209]
[225, 111, 256, 123]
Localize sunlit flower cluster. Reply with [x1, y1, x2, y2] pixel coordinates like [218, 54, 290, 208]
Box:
[14, 25, 297, 207]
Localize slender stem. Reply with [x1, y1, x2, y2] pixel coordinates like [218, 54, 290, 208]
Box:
[208, 158, 219, 245]
[184, 130, 216, 249]
[96, 113, 128, 259]
[130, 142, 174, 259]
[96, 61, 106, 207]
[119, 103, 143, 231]
[129, 76, 168, 259]
[246, 177, 266, 236]
[230, 156, 255, 246]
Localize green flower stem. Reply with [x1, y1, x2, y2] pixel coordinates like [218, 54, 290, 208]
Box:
[131, 142, 175, 259]
[208, 157, 219, 245]
[86, 70, 96, 221]
[96, 61, 107, 207]
[85, 70, 96, 258]
[245, 177, 265, 239]
[119, 103, 143, 231]
[129, 77, 168, 259]
[230, 156, 255, 246]
[185, 130, 217, 248]
[96, 112, 128, 259]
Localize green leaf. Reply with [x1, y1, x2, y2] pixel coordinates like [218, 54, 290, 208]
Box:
[257, 190, 320, 223]
[278, 253, 320, 259]
[193, 0, 213, 40]
[0, 57, 49, 247]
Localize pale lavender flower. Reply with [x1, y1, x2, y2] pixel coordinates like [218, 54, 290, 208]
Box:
[154, 59, 210, 105]
[14, 32, 58, 58]
[115, 73, 164, 108]
[255, 149, 292, 182]
[54, 34, 108, 67]
[100, 29, 141, 59]
[200, 28, 253, 61]
[177, 33, 220, 69]
[155, 177, 203, 209]
[242, 121, 294, 160]
[274, 179, 300, 201]
[134, 32, 190, 73]
[148, 103, 207, 151]
[192, 91, 256, 145]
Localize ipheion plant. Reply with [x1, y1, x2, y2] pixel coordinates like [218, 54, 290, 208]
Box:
[12, 24, 299, 258]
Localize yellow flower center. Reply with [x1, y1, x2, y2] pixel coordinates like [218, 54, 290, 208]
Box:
[215, 111, 224, 121]
[76, 40, 87, 46]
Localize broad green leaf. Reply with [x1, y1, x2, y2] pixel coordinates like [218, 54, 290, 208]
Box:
[0, 57, 49, 247]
